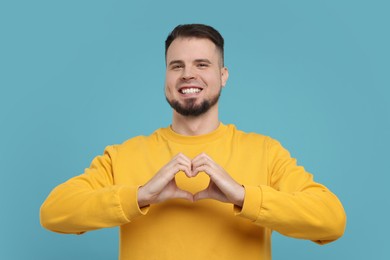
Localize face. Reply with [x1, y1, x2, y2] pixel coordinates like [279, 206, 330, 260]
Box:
[165, 37, 228, 117]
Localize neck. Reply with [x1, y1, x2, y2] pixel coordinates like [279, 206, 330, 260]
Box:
[171, 105, 220, 136]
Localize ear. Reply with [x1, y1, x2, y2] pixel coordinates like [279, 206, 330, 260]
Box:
[221, 67, 229, 88]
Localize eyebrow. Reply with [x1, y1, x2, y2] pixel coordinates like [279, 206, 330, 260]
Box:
[168, 60, 184, 66]
[168, 59, 212, 66]
[194, 59, 212, 64]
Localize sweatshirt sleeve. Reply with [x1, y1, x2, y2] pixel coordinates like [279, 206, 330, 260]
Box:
[235, 138, 346, 244]
[40, 145, 148, 234]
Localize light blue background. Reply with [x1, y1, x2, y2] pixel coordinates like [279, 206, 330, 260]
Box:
[1, 0, 389, 259]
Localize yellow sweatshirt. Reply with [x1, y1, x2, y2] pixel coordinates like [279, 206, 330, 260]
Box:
[40, 123, 346, 259]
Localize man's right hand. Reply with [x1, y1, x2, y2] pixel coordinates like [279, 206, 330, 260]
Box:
[137, 153, 194, 208]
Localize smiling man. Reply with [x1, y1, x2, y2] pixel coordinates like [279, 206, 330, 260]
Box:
[165, 36, 227, 119]
[41, 24, 346, 260]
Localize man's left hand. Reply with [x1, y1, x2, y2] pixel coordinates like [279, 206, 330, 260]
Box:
[191, 153, 245, 207]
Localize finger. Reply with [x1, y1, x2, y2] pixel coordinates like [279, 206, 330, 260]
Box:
[191, 152, 211, 167]
[174, 153, 192, 165]
[173, 153, 192, 177]
[161, 158, 191, 179]
[192, 164, 212, 177]
[191, 155, 213, 177]
[148, 162, 190, 192]
[174, 162, 192, 177]
[192, 152, 210, 161]
[192, 153, 220, 176]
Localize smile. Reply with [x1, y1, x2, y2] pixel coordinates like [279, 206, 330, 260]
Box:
[179, 87, 202, 94]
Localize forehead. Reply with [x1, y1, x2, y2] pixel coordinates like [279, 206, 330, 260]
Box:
[166, 37, 220, 63]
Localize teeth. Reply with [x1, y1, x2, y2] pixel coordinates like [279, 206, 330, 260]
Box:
[181, 88, 201, 94]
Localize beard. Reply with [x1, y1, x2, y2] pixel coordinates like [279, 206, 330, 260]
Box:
[166, 89, 221, 117]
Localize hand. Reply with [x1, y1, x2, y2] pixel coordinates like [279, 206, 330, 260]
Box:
[191, 153, 245, 207]
[137, 153, 193, 207]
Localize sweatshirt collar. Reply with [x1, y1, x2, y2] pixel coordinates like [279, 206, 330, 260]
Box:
[159, 122, 228, 145]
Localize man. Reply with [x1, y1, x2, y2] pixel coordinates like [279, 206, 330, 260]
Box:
[40, 24, 346, 259]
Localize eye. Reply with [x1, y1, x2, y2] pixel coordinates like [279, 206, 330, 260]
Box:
[197, 63, 209, 68]
[172, 64, 184, 70]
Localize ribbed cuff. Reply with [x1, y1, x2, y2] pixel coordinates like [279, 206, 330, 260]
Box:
[234, 185, 263, 221]
[118, 185, 149, 221]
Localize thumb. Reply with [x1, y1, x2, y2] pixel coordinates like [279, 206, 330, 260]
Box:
[193, 189, 210, 202]
[172, 188, 194, 202]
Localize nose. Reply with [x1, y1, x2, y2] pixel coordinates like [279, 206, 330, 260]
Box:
[181, 67, 196, 81]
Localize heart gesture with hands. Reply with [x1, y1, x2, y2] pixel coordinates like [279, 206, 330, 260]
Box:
[137, 153, 245, 208]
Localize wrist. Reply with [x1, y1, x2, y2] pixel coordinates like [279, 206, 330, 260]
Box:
[137, 186, 150, 208]
[233, 185, 245, 208]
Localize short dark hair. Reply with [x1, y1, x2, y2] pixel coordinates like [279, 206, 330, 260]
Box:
[165, 24, 224, 65]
